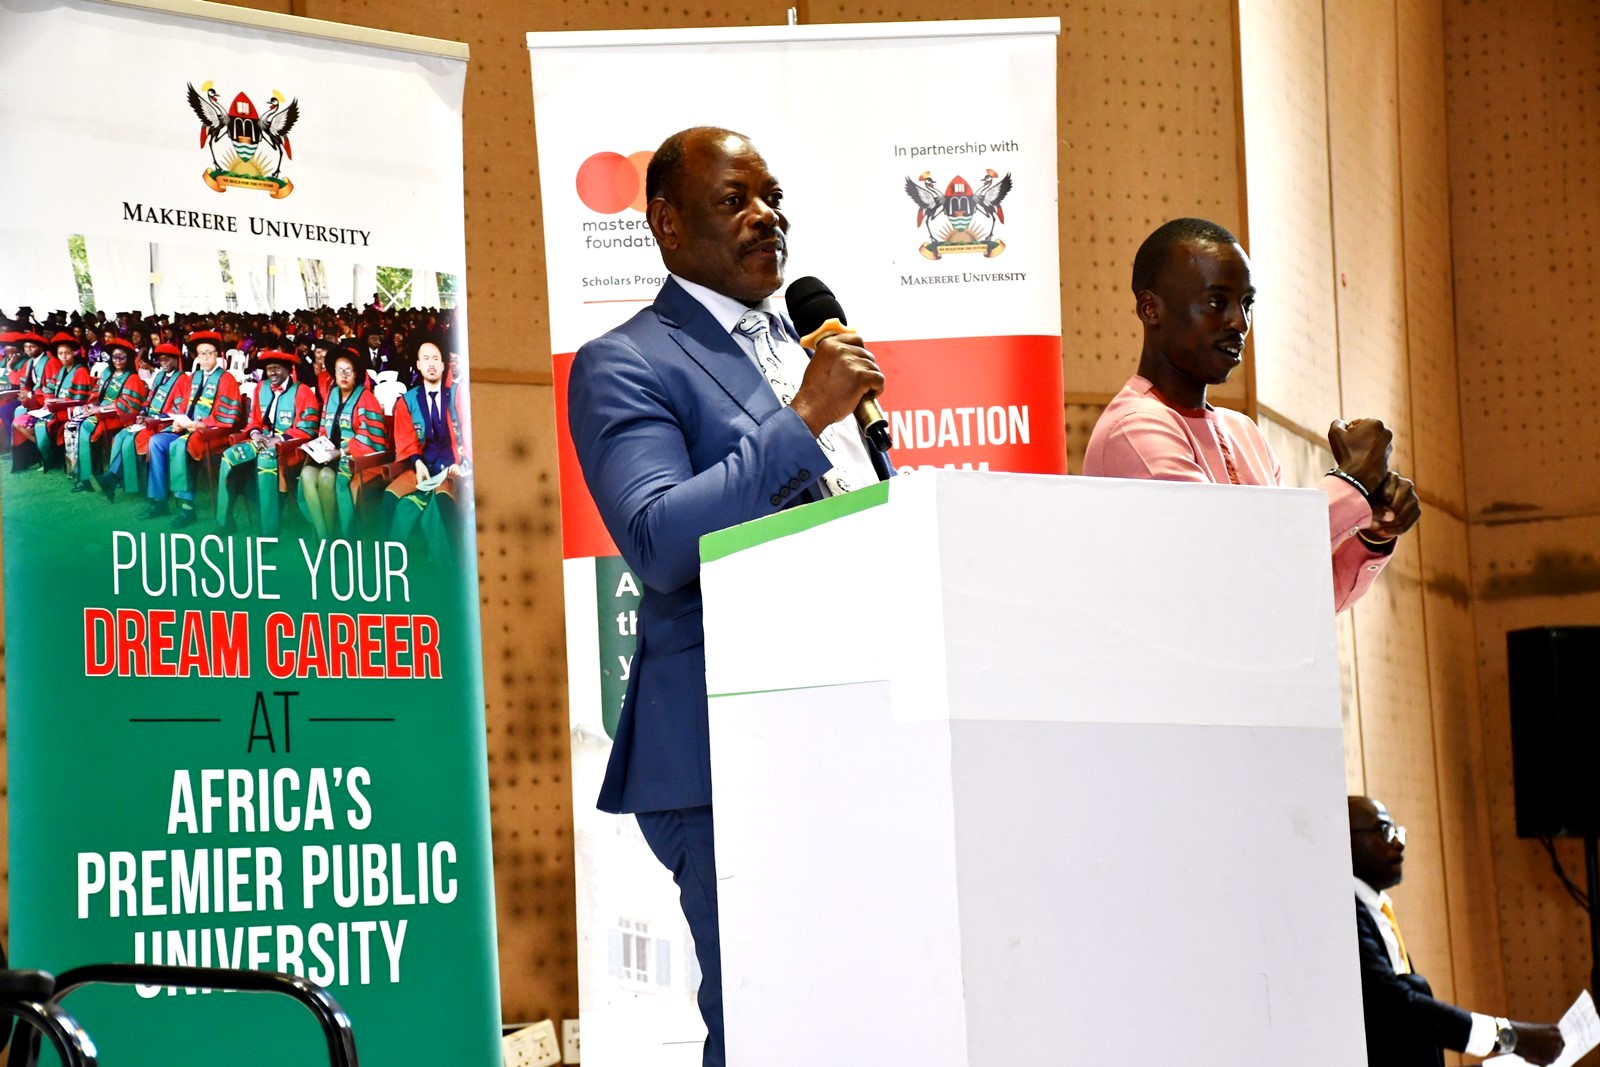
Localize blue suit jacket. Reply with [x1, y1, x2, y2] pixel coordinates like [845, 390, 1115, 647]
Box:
[569, 278, 893, 814]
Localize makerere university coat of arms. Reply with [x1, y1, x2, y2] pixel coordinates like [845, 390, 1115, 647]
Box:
[186, 82, 300, 198]
[903, 169, 1012, 259]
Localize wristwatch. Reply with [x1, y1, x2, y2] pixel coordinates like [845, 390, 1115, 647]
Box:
[1494, 1017, 1516, 1055]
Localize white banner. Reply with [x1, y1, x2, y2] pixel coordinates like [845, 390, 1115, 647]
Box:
[1, 0, 466, 275]
[529, 19, 1060, 1066]
[530, 19, 1060, 354]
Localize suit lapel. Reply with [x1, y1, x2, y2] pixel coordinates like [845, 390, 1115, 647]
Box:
[651, 280, 891, 489]
[654, 278, 780, 424]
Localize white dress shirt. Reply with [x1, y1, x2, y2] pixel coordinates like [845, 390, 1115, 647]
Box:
[670, 274, 878, 494]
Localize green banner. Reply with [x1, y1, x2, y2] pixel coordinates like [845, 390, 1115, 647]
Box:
[0, 1, 499, 1063]
[4, 500, 499, 1063]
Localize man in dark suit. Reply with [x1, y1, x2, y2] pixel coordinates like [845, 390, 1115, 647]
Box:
[1350, 796, 1564, 1066]
[568, 126, 890, 1067]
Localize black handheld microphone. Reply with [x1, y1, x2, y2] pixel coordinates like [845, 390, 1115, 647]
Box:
[784, 276, 893, 453]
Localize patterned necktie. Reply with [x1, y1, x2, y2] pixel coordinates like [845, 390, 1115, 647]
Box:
[1379, 899, 1412, 974]
[733, 309, 853, 496]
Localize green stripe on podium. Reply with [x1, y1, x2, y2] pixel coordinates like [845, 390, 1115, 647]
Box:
[701, 479, 891, 563]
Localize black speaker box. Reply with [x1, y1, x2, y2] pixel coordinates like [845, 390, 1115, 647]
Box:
[1507, 626, 1600, 838]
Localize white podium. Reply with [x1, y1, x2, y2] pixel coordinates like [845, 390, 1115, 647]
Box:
[699, 470, 1365, 1066]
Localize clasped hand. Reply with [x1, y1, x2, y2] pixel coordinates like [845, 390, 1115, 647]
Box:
[1329, 418, 1420, 539]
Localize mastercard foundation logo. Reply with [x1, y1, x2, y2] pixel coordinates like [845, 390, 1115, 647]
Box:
[576, 150, 654, 214]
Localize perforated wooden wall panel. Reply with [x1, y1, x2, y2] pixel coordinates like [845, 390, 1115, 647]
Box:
[1467, 515, 1600, 1022]
[465, 380, 576, 1023]
[1443, 0, 1600, 1030]
[1397, 0, 1467, 515]
[1392, 12, 1487, 981]
[1418, 512, 1507, 1019]
[1446, 0, 1600, 520]
[1237, 0, 1342, 432]
[1325, 0, 1472, 1019]
[1326, 0, 1413, 476]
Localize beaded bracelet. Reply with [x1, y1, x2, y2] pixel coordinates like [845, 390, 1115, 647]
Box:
[1325, 467, 1374, 506]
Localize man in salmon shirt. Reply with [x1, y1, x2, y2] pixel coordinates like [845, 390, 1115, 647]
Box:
[1083, 217, 1421, 611]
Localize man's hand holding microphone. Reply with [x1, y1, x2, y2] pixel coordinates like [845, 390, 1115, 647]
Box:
[786, 276, 891, 451]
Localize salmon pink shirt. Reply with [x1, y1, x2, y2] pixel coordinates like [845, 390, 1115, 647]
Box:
[1083, 375, 1391, 612]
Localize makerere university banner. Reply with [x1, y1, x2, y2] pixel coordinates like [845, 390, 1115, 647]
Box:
[527, 18, 1061, 1064]
[0, 0, 499, 1063]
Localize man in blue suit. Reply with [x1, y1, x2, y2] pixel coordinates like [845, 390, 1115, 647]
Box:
[568, 126, 892, 1067]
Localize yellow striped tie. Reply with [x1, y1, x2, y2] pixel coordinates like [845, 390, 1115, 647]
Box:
[1380, 899, 1412, 975]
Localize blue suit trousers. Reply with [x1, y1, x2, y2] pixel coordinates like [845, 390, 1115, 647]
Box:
[636, 805, 723, 1067]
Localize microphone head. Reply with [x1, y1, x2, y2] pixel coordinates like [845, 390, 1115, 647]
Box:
[785, 276, 847, 338]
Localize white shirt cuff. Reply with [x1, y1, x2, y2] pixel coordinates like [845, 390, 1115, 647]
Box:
[1465, 1013, 1498, 1057]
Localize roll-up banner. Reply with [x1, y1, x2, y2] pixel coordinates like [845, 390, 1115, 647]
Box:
[0, 0, 500, 1063]
[527, 19, 1062, 1063]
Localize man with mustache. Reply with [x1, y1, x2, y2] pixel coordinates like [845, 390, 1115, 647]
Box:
[567, 126, 891, 1067]
[1083, 217, 1421, 611]
[1349, 797, 1565, 1066]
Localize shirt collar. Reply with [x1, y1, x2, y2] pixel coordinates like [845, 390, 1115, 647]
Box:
[671, 274, 774, 337]
[1132, 373, 1215, 415]
[1353, 876, 1388, 910]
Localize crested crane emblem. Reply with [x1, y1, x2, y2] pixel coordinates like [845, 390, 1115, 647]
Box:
[186, 81, 300, 198]
[902, 168, 1012, 260]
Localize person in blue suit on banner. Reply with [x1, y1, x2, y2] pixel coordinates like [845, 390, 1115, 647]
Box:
[567, 126, 892, 1067]
[386, 336, 470, 561]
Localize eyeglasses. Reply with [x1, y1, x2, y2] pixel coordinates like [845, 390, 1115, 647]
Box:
[1354, 822, 1406, 846]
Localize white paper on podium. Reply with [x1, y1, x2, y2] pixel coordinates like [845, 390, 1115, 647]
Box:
[1484, 990, 1599, 1067]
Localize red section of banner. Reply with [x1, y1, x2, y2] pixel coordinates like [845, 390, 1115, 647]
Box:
[870, 334, 1065, 474]
[553, 350, 621, 560]
[553, 334, 1065, 560]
